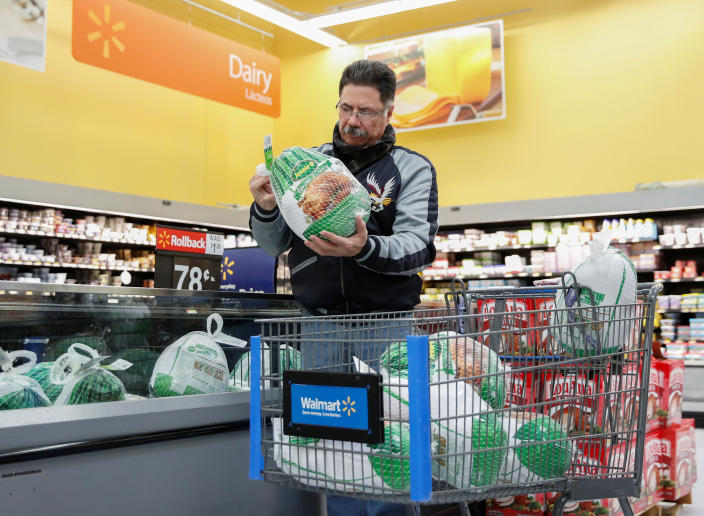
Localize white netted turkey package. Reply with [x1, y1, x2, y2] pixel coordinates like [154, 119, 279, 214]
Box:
[258, 141, 371, 240]
[150, 313, 246, 397]
[552, 231, 638, 356]
[0, 347, 51, 410]
[272, 417, 412, 493]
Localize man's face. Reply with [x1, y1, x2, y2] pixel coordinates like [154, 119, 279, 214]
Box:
[338, 84, 394, 147]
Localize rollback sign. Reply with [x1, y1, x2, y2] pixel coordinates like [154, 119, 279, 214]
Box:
[154, 226, 224, 291]
[72, 0, 280, 116]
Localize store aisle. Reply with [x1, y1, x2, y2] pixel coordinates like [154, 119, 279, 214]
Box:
[678, 428, 703, 515]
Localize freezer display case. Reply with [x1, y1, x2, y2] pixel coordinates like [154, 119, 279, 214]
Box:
[0, 282, 322, 516]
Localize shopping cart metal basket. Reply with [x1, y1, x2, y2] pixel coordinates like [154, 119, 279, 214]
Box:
[248, 275, 661, 516]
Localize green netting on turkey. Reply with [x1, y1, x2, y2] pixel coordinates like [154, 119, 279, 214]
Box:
[108, 348, 158, 396]
[267, 146, 371, 241]
[470, 414, 508, 486]
[44, 335, 110, 362]
[367, 422, 411, 491]
[60, 368, 127, 405]
[378, 338, 453, 379]
[301, 193, 371, 240]
[0, 376, 51, 410]
[152, 372, 208, 397]
[513, 414, 573, 479]
[230, 345, 301, 390]
[23, 362, 62, 403]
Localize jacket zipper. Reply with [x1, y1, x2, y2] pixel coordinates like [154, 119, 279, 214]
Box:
[339, 258, 350, 313]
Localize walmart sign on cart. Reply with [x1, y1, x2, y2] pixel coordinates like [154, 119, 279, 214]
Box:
[283, 370, 384, 444]
[291, 384, 369, 430]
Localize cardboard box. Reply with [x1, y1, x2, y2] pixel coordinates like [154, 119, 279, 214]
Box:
[541, 369, 605, 434]
[654, 359, 684, 427]
[476, 297, 531, 354]
[608, 431, 664, 515]
[486, 494, 545, 516]
[621, 362, 660, 433]
[527, 297, 555, 355]
[660, 419, 697, 501]
[504, 365, 539, 409]
[543, 494, 610, 515]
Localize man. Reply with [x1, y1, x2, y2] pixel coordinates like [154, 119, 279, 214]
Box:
[249, 59, 438, 316]
[249, 59, 438, 516]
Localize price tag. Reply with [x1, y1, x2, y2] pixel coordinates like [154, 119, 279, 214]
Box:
[103, 359, 133, 371]
[154, 225, 225, 290]
[206, 233, 224, 255]
[170, 255, 221, 291]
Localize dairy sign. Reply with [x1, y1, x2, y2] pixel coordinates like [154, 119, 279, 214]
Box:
[72, 0, 280, 116]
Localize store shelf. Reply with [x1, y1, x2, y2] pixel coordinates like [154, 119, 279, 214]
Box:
[0, 259, 153, 273]
[423, 271, 554, 282]
[424, 269, 657, 282]
[0, 228, 156, 247]
[657, 309, 704, 314]
[437, 238, 659, 255]
[653, 243, 704, 251]
[437, 243, 549, 253]
[658, 278, 704, 283]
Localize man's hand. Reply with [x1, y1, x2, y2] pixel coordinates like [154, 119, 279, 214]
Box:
[249, 172, 277, 211]
[305, 216, 368, 257]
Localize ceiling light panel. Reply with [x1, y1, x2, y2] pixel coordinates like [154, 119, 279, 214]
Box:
[221, 0, 347, 47]
[306, 0, 457, 29]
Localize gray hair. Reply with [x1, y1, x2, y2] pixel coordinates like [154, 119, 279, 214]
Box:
[339, 60, 396, 106]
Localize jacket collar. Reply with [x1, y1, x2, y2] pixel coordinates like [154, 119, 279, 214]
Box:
[332, 123, 396, 175]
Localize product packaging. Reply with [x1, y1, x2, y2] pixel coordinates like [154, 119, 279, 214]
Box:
[541, 368, 606, 435]
[48, 343, 130, 405]
[359, 339, 509, 490]
[608, 431, 664, 515]
[272, 417, 411, 493]
[660, 419, 697, 501]
[150, 313, 245, 397]
[654, 358, 684, 427]
[257, 138, 371, 240]
[486, 494, 545, 516]
[229, 343, 301, 391]
[23, 361, 62, 403]
[475, 297, 531, 355]
[499, 412, 574, 485]
[618, 361, 661, 433]
[503, 361, 539, 410]
[543, 493, 610, 515]
[552, 232, 638, 357]
[0, 347, 50, 410]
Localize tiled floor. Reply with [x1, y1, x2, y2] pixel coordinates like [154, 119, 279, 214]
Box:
[675, 428, 702, 515]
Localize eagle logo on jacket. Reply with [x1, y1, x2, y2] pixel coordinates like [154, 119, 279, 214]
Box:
[366, 173, 395, 212]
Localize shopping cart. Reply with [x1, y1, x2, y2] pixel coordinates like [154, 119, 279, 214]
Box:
[249, 275, 661, 516]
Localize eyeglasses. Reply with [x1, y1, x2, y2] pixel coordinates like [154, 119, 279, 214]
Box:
[336, 101, 387, 121]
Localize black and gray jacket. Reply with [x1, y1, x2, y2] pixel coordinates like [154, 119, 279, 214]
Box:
[249, 124, 438, 314]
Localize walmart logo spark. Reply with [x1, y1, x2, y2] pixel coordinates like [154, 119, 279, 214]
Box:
[221, 256, 235, 281]
[86, 4, 126, 59]
[157, 230, 170, 248]
[299, 396, 355, 417]
[341, 396, 356, 416]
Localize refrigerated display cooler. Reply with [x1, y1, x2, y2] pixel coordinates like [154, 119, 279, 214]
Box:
[0, 281, 323, 516]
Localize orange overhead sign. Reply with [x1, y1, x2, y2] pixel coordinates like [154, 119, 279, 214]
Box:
[72, 0, 280, 117]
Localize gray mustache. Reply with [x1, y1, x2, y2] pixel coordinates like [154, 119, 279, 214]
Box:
[342, 125, 368, 138]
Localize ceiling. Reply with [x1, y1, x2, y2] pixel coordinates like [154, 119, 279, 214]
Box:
[132, 0, 610, 52]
